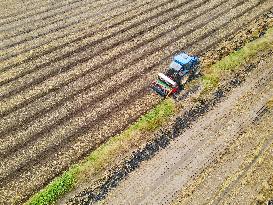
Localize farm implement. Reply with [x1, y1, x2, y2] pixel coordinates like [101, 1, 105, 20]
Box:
[151, 52, 200, 98]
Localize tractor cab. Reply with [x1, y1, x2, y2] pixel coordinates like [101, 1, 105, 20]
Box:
[169, 52, 199, 77]
[151, 52, 200, 98]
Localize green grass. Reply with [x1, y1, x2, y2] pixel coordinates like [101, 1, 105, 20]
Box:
[202, 27, 273, 91]
[26, 169, 78, 205]
[25, 98, 175, 205]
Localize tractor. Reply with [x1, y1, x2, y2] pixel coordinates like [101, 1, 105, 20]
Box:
[151, 52, 200, 98]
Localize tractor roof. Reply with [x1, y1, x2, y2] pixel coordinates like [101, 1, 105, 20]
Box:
[173, 52, 195, 65]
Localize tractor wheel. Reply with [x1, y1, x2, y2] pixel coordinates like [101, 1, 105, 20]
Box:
[180, 74, 190, 85]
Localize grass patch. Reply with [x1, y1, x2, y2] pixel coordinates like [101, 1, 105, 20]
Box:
[25, 98, 175, 205]
[133, 98, 175, 131]
[202, 27, 273, 91]
[26, 169, 78, 205]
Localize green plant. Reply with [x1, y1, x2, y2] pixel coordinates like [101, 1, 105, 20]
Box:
[26, 168, 78, 205]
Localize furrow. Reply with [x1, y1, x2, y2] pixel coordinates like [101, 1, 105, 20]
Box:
[0, 0, 251, 141]
[0, 0, 83, 28]
[0, 48, 173, 158]
[193, 1, 273, 55]
[0, 66, 160, 184]
[0, 0, 130, 49]
[0, 0, 169, 70]
[0, 0, 58, 22]
[0, 0, 110, 39]
[0, 0, 203, 97]
[0, 92, 156, 205]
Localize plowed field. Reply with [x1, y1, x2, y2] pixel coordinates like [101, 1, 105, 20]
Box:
[0, 0, 272, 204]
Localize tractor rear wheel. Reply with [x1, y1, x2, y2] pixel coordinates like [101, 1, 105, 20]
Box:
[180, 74, 190, 85]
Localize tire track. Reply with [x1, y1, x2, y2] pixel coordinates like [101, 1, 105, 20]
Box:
[211, 135, 273, 205]
[0, 0, 266, 184]
[89, 53, 272, 205]
[136, 71, 272, 205]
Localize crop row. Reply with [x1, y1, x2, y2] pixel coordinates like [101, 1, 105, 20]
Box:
[0, 0, 171, 74]
[0, 91, 157, 204]
[1, 0, 267, 140]
[0, 0, 104, 36]
[0, 0, 57, 22]
[0, 0, 268, 157]
[0, 0, 127, 48]
[0, 0, 154, 62]
[0, 0, 85, 28]
[0, 0, 238, 143]
[0, 0, 167, 77]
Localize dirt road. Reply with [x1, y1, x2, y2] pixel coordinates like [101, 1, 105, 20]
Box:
[94, 54, 273, 205]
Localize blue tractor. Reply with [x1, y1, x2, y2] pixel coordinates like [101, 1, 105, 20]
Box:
[151, 52, 200, 97]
